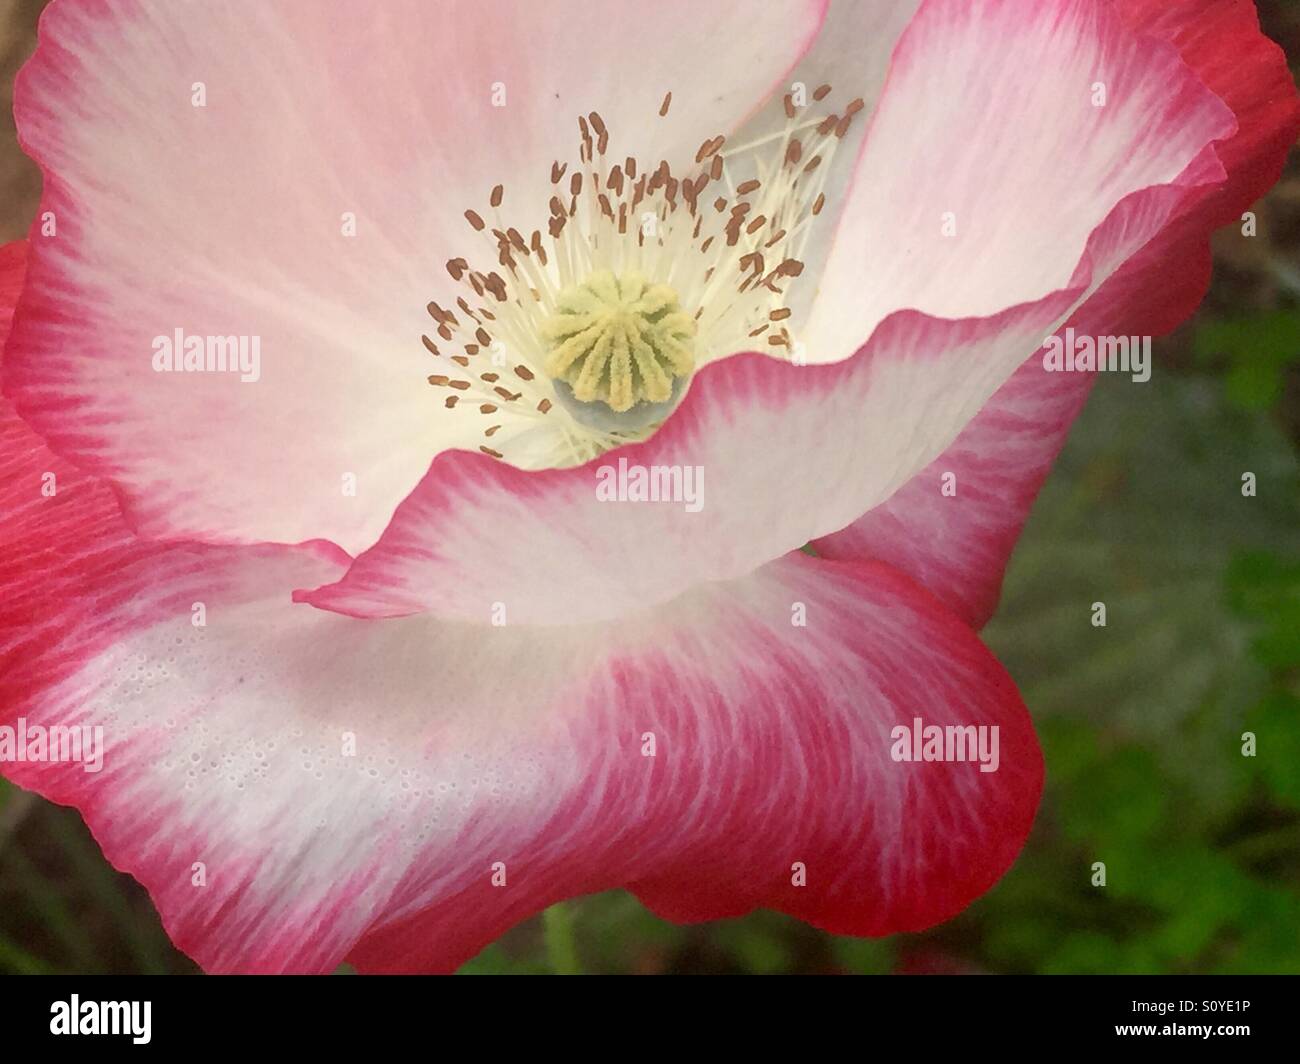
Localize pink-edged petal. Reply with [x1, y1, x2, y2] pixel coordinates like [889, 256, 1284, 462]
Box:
[814, 353, 1092, 629]
[351, 554, 1042, 972]
[814, 0, 1300, 628]
[299, 0, 1239, 626]
[802, 0, 1235, 361]
[3, 273, 1036, 970]
[3, 0, 825, 554]
[1112, 0, 1300, 221]
[3, 481, 1040, 971]
[0, 325, 354, 969]
[300, 136, 1225, 626]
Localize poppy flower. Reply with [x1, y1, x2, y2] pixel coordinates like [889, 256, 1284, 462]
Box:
[0, 0, 1296, 973]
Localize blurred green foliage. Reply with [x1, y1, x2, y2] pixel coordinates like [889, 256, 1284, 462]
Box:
[1196, 311, 1300, 410]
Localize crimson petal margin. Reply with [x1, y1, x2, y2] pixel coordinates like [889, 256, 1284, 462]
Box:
[813, 0, 1300, 628]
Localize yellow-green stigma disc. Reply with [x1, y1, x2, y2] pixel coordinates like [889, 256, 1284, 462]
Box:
[541, 270, 696, 413]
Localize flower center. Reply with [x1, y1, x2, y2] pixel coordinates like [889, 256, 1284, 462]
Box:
[421, 85, 862, 467]
[542, 270, 695, 414]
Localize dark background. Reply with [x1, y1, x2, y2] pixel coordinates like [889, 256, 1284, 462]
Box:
[0, 0, 1297, 974]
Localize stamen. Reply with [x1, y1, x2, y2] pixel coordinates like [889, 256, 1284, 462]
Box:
[421, 80, 851, 466]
